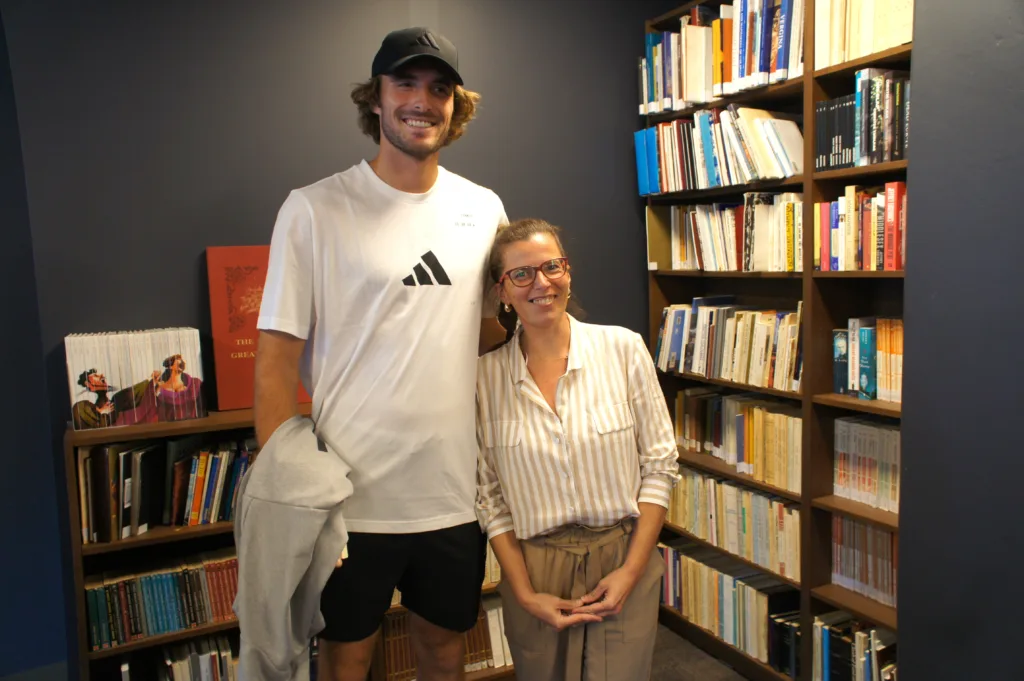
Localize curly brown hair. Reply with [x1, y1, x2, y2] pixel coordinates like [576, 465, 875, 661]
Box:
[350, 75, 480, 146]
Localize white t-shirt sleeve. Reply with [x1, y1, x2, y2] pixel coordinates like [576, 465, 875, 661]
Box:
[258, 191, 315, 340]
[481, 200, 510, 320]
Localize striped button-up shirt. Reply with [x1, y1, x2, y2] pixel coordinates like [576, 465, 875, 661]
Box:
[475, 315, 680, 540]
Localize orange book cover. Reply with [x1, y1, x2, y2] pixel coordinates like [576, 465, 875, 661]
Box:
[206, 246, 311, 411]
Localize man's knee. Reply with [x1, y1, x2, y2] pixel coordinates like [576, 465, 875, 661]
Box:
[319, 630, 379, 681]
[410, 612, 466, 672]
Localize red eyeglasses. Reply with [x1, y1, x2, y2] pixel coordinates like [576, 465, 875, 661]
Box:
[499, 257, 569, 288]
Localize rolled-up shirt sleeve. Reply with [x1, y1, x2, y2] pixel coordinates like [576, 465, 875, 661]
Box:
[628, 333, 681, 508]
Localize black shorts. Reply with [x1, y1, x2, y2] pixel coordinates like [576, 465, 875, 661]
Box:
[318, 520, 487, 642]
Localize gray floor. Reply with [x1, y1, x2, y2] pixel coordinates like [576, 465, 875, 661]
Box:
[651, 625, 749, 681]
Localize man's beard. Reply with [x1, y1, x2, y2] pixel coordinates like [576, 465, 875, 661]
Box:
[380, 110, 450, 160]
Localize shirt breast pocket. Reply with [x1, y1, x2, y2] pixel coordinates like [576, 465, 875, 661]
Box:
[481, 420, 523, 451]
[590, 401, 635, 436]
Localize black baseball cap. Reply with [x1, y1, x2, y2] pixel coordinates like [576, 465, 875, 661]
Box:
[371, 27, 463, 86]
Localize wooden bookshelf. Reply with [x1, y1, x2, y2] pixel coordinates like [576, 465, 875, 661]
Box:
[812, 584, 898, 631]
[812, 495, 899, 531]
[671, 370, 803, 401]
[677, 447, 802, 502]
[663, 521, 800, 588]
[89, 619, 239, 661]
[647, 78, 803, 124]
[650, 174, 803, 204]
[812, 392, 902, 417]
[81, 521, 234, 556]
[641, 2, 908, 678]
[655, 269, 802, 278]
[814, 43, 913, 79]
[812, 270, 904, 278]
[659, 607, 791, 681]
[814, 159, 908, 181]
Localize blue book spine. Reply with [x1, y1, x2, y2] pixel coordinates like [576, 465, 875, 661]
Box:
[858, 326, 877, 400]
[634, 129, 650, 196]
[645, 127, 662, 194]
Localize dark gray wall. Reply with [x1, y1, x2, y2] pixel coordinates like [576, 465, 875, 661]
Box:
[0, 10, 62, 678]
[0, 0, 677, 675]
[901, 3, 1024, 681]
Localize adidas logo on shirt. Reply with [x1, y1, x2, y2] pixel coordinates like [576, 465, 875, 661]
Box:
[402, 251, 451, 286]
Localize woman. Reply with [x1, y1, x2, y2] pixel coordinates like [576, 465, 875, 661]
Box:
[475, 218, 680, 681]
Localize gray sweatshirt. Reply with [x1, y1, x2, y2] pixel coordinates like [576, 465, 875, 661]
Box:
[231, 414, 353, 680]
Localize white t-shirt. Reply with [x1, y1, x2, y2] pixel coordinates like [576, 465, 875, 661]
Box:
[257, 160, 508, 533]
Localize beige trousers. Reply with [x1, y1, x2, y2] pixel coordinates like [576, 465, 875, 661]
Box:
[498, 520, 665, 681]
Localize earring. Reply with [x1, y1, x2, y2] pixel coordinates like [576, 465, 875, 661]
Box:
[567, 289, 572, 300]
[503, 303, 511, 313]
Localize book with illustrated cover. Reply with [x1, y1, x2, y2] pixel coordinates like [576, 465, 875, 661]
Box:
[64, 327, 207, 430]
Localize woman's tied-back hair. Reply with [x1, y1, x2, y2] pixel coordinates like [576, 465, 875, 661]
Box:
[487, 218, 585, 343]
[350, 76, 481, 146]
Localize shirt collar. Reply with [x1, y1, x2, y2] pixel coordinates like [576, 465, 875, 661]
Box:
[508, 314, 586, 385]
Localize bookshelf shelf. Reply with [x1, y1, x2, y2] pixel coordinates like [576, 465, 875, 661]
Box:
[654, 269, 802, 279]
[649, 175, 804, 204]
[659, 607, 791, 681]
[812, 393, 902, 418]
[646, 78, 804, 124]
[673, 371, 803, 401]
[812, 270, 904, 278]
[677, 448, 802, 502]
[814, 43, 913, 79]
[88, 619, 239, 660]
[813, 159, 908, 182]
[812, 584, 898, 632]
[663, 521, 800, 588]
[66, 403, 312, 447]
[812, 495, 899, 532]
[81, 522, 234, 556]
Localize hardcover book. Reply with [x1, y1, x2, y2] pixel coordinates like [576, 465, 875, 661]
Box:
[206, 246, 311, 411]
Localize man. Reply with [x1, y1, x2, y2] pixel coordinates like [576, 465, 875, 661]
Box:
[254, 27, 508, 681]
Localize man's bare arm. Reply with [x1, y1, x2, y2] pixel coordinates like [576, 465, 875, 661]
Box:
[253, 329, 306, 447]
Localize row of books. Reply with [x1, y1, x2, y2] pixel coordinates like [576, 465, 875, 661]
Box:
[815, 182, 906, 272]
[634, 106, 803, 196]
[113, 635, 238, 681]
[381, 596, 512, 679]
[655, 297, 804, 394]
[835, 417, 900, 513]
[833, 515, 897, 608]
[76, 434, 255, 545]
[664, 193, 804, 272]
[814, 0, 913, 71]
[639, 1, 805, 115]
[85, 549, 237, 651]
[65, 328, 207, 431]
[657, 536, 801, 674]
[813, 612, 897, 681]
[674, 388, 802, 494]
[815, 69, 910, 172]
[670, 466, 801, 581]
[833, 316, 903, 403]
